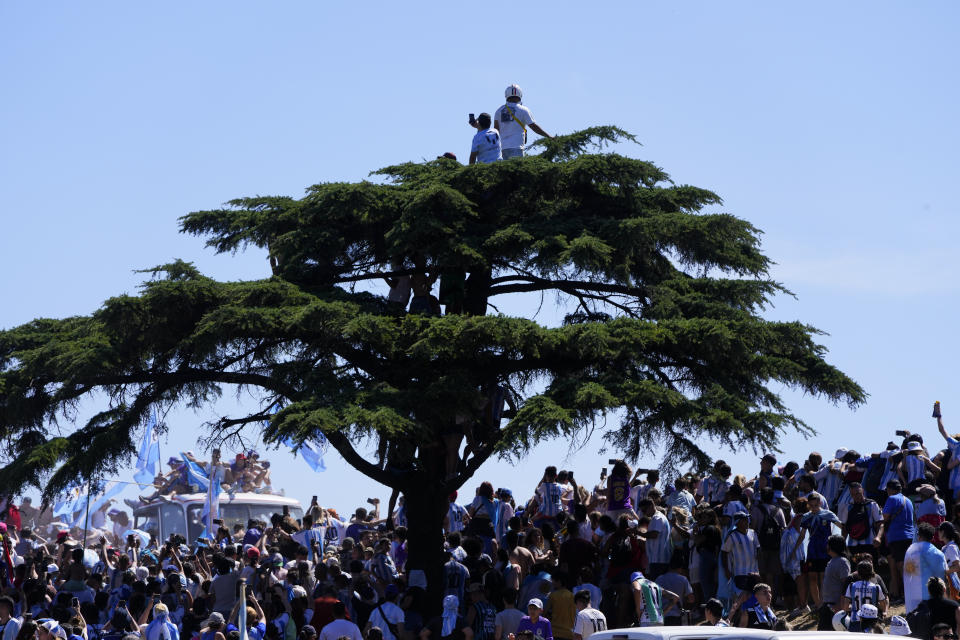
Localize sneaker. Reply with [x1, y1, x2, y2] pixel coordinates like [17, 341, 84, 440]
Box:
[788, 605, 810, 618]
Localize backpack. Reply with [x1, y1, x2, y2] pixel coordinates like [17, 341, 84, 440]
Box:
[862, 457, 886, 499]
[845, 500, 874, 542]
[609, 535, 634, 566]
[757, 505, 784, 550]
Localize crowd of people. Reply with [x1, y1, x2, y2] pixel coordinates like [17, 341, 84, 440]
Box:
[137, 450, 277, 504]
[7, 408, 960, 640]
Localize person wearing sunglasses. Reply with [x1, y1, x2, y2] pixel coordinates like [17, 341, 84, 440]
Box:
[933, 623, 957, 640]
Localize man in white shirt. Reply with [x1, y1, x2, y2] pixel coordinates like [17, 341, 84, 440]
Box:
[319, 601, 362, 640]
[366, 585, 405, 640]
[572, 589, 606, 640]
[494, 84, 552, 158]
[470, 113, 501, 165]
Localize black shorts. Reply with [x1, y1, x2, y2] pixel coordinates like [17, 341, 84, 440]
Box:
[889, 538, 912, 562]
[781, 574, 797, 596]
[734, 574, 758, 590]
[804, 557, 828, 573]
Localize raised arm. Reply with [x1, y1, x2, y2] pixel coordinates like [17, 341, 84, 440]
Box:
[530, 123, 552, 139]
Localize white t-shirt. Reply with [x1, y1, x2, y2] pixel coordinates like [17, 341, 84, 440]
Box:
[319, 618, 363, 640]
[367, 601, 404, 640]
[472, 128, 502, 164]
[495, 103, 534, 150]
[573, 608, 607, 640]
[322, 518, 347, 547]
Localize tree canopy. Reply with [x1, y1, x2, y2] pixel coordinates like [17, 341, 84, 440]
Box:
[0, 126, 864, 509]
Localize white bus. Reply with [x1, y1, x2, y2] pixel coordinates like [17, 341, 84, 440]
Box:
[132, 492, 303, 542]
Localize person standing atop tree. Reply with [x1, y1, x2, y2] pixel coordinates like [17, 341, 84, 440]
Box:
[494, 85, 552, 159]
[469, 113, 501, 165]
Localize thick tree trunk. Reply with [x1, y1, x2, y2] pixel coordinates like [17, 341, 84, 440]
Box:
[401, 481, 450, 617]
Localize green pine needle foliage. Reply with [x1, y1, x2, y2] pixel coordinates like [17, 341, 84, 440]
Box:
[0, 126, 865, 505]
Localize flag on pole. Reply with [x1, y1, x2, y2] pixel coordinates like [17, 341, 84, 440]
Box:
[238, 581, 248, 640]
[53, 485, 82, 519]
[133, 411, 160, 488]
[84, 480, 123, 513]
[180, 454, 210, 491]
[283, 435, 327, 472]
[200, 466, 222, 540]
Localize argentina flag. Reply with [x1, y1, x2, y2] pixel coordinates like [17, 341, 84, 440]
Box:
[133, 411, 160, 488]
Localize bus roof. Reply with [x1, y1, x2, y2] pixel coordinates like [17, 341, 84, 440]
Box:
[132, 492, 301, 515]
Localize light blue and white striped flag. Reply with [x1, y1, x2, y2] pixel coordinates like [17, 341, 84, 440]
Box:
[133, 411, 160, 488]
[180, 454, 210, 491]
[200, 466, 222, 539]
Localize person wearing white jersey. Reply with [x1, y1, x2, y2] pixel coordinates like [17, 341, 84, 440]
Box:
[571, 590, 606, 640]
[494, 85, 552, 158]
[470, 113, 501, 165]
[445, 492, 468, 534]
[630, 571, 679, 627]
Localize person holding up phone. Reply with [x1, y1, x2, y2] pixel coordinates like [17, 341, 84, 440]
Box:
[469, 113, 501, 165]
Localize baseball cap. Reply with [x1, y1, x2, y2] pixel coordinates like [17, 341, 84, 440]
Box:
[732, 511, 749, 521]
[834, 448, 849, 460]
[47, 563, 59, 574]
[907, 441, 923, 452]
[703, 598, 724, 618]
[203, 612, 225, 628]
[300, 626, 317, 638]
[527, 598, 543, 609]
[246, 547, 261, 559]
[761, 453, 777, 464]
[859, 603, 878, 620]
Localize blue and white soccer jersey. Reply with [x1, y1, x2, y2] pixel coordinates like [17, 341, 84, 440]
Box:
[903, 453, 926, 484]
[698, 475, 729, 504]
[645, 512, 672, 564]
[447, 503, 467, 533]
[814, 465, 843, 506]
[495, 500, 514, 542]
[536, 482, 564, 519]
[721, 529, 759, 577]
[945, 437, 960, 496]
[471, 128, 502, 164]
[845, 580, 885, 625]
[878, 451, 899, 492]
[780, 527, 805, 577]
[495, 102, 534, 152]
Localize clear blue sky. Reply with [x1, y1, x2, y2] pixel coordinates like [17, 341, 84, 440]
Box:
[2, 2, 958, 515]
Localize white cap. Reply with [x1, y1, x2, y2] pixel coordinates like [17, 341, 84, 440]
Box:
[859, 603, 878, 620]
[527, 598, 543, 609]
[889, 615, 911, 635]
[505, 84, 522, 100]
